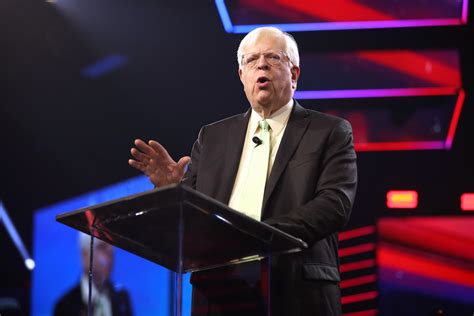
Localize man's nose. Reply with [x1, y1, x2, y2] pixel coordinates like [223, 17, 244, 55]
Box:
[257, 54, 270, 69]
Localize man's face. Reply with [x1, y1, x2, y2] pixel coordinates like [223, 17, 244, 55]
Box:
[82, 242, 114, 290]
[239, 33, 300, 112]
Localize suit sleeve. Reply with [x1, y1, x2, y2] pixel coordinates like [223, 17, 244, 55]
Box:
[265, 119, 357, 246]
[181, 126, 205, 189]
[115, 288, 133, 316]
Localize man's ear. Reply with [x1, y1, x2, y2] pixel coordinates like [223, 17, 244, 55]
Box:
[291, 66, 300, 90]
[238, 68, 243, 83]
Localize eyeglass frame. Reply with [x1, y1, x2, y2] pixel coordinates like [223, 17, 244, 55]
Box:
[240, 51, 293, 69]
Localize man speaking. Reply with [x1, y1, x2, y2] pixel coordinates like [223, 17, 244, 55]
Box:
[129, 27, 357, 316]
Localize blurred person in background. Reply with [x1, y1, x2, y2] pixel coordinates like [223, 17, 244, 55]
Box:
[53, 233, 133, 316]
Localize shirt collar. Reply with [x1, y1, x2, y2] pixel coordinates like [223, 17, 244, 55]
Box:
[80, 275, 109, 304]
[81, 275, 99, 304]
[249, 99, 293, 136]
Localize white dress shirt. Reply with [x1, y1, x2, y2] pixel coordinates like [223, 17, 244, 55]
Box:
[228, 99, 293, 217]
[80, 276, 112, 316]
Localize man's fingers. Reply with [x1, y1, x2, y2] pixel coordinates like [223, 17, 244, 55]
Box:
[148, 140, 171, 160]
[177, 156, 191, 172]
[131, 148, 153, 163]
[128, 159, 145, 172]
[130, 148, 150, 162]
[134, 139, 156, 156]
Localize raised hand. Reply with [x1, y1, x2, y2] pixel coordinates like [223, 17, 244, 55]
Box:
[128, 139, 191, 188]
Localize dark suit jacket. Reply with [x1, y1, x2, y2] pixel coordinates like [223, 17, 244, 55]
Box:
[182, 101, 357, 315]
[53, 281, 133, 316]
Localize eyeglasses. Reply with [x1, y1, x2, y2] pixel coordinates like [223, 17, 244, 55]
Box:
[241, 51, 290, 69]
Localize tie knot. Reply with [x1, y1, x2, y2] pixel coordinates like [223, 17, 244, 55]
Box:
[259, 119, 270, 132]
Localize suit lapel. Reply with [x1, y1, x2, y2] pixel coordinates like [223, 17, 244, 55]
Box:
[262, 102, 310, 214]
[217, 109, 251, 204]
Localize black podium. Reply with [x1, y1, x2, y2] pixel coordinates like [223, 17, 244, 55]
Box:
[56, 184, 307, 316]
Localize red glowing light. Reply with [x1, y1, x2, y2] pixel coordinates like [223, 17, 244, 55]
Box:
[339, 225, 375, 241]
[378, 217, 474, 263]
[339, 243, 376, 257]
[386, 190, 418, 209]
[355, 141, 445, 152]
[340, 274, 377, 289]
[341, 291, 378, 304]
[377, 245, 474, 288]
[445, 89, 465, 149]
[340, 259, 376, 273]
[277, 0, 392, 22]
[357, 51, 461, 87]
[461, 193, 474, 211]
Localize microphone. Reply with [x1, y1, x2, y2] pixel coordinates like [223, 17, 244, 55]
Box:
[252, 136, 262, 146]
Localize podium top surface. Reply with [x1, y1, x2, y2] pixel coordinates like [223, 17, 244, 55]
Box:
[56, 184, 307, 273]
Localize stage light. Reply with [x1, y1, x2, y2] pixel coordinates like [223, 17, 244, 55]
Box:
[215, 0, 468, 33]
[386, 190, 418, 209]
[0, 201, 34, 270]
[461, 193, 474, 211]
[25, 259, 36, 270]
[294, 87, 458, 100]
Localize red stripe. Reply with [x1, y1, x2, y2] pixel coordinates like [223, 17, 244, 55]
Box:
[378, 218, 474, 263]
[339, 226, 375, 241]
[445, 89, 465, 148]
[357, 50, 461, 87]
[340, 274, 377, 289]
[341, 291, 378, 304]
[355, 141, 445, 151]
[340, 259, 376, 272]
[339, 243, 376, 257]
[278, 0, 393, 21]
[378, 245, 474, 287]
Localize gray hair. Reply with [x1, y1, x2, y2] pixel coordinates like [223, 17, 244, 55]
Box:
[237, 27, 300, 68]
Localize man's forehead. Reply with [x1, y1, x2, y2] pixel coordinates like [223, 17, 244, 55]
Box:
[243, 33, 286, 53]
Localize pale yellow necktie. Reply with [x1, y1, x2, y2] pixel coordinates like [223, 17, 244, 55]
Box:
[236, 119, 271, 220]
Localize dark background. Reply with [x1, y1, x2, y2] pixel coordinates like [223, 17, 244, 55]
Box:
[1, 0, 473, 314]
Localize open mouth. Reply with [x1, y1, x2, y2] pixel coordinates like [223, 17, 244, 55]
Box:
[257, 76, 270, 84]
